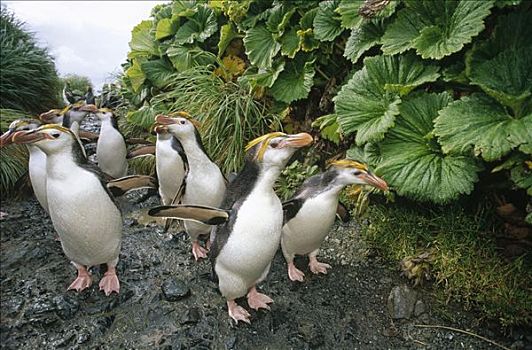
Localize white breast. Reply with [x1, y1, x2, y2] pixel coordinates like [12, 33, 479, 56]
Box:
[46, 155, 122, 267]
[96, 120, 128, 178]
[27, 146, 48, 214]
[215, 187, 282, 300]
[281, 191, 338, 257]
[155, 137, 185, 205]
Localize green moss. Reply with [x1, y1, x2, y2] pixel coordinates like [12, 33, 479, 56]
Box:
[362, 203, 532, 327]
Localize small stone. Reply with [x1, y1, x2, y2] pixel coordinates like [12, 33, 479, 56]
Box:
[162, 279, 190, 301]
[53, 295, 79, 320]
[2, 296, 25, 317]
[125, 218, 138, 227]
[77, 333, 91, 344]
[387, 285, 417, 319]
[181, 307, 202, 324]
[414, 299, 426, 317]
[224, 336, 236, 350]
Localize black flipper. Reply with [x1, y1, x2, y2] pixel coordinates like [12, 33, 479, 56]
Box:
[107, 175, 158, 197]
[149, 205, 229, 226]
[282, 198, 304, 224]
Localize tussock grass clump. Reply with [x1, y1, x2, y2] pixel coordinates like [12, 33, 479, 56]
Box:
[362, 203, 531, 328]
[0, 7, 61, 113]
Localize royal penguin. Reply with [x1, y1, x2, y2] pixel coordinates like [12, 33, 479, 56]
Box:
[149, 132, 313, 324]
[39, 102, 96, 137]
[153, 121, 188, 231]
[0, 118, 48, 213]
[91, 107, 128, 179]
[12, 125, 123, 295]
[281, 160, 388, 282]
[153, 112, 226, 260]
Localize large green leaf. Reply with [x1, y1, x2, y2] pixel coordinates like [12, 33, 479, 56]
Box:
[141, 59, 175, 89]
[314, 0, 343, 42]
[172, 0, 198, 17]
[280, 27, 301, 58]
[343, 20, 386, 63]
[435, 94, 532, 161]
[240, 60, 285, 89]
[173, 5, 217, 44]
[335, 0, 365, 29]
[166, 45, 216, 72]
[243, 25, 281, 68]
[218, 23, 238, 57]
[126, 104, 159, 129]
[381, 0, 494, 59]
[125, 59, 146, 93]
[270, 56, 316, 103]
[155, 17, 179, 40]
[468, 47, 532, 115]
[128, 20, 159, 58]
[266, 4, 296, 34]
[335, 54, 440, 145]
[377, 92, 482, 204]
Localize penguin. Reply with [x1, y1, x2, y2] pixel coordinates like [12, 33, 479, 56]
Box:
[153, 112, 226, 260]
[281, 159, 388, 282]
[153, 121, 188, 232]
[12, 124, 123, 295]
[149, 132, 313, 324]
[92, 107, 128, 179]
[0, 118, 48, 213]
[39, 102, 96, 139]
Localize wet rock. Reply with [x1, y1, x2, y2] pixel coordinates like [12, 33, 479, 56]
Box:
[413, 299, 426, 317]
[162, 279, 190, 301]
[53, 294, 80, 320]
[124, 218, 138, 227]
[387, 285, 417, 319]
[77, 332, 91, 344]
[2, 296, 25, 317]
[181, 307, 202, 325]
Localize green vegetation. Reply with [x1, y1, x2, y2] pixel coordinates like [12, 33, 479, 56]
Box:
[0, 7, 61, 114]
[363, 202, 531, 327]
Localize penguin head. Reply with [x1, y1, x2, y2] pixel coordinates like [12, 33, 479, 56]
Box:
[66, 102, 97, 123]
[154, 112, 200, 140]
[94, 107, 114, 121]
[39, 109, 64, 124]
[12, 124, 84, 157]
[329, 159, 388, 191]
[0, 118, 43, 147]
[245, 132, 313, 169]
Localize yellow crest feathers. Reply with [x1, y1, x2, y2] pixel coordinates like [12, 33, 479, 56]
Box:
[37, 124, 73, 134]
[244, 132, 286, 160]
[329, 159, 368, 171]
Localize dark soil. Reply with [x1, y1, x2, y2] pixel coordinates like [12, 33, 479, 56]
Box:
[0, 194, 522, 350]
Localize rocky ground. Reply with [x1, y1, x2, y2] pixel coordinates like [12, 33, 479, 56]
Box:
[1, 193, 525, 350]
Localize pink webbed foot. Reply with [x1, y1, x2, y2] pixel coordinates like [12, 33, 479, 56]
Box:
[99, 266, 120, 296]
[247, 286, 273, 311]
[192, 240, 208, 261]
[309, 257, 331, 275]
[227, 300, 251, 324]
[68, 267, 92, 292]
[288, 261, 305, 282]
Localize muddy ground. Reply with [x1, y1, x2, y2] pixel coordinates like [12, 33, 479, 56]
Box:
[0, 192, 525, 350]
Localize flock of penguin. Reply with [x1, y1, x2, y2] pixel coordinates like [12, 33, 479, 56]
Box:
[0, 103, 388, 324]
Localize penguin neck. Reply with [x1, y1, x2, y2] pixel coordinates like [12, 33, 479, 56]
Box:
[46, 148, 80, 179]
[255, 164, 282, 192]
[179, 135, 211, 165]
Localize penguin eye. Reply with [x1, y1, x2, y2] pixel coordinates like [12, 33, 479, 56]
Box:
[269, 140, 280, 148]
[353, 170, 362, 176]
[179, 120, 186, 125]
[51, 133, 60, 139]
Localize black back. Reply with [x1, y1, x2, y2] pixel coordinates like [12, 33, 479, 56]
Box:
[209, 149, 261, 280]
[170, 136, 189, 203]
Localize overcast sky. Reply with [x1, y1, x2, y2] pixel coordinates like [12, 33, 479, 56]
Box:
[4, 1, 167, 91]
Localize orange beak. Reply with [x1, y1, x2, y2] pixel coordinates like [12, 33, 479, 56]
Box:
[361, 172, 388, 191]
[154, 125, 169, 134]
[12, 130, 51, 144]
[280, 133, 314, 148]
[154, 114, 176, 125]
[39, 110, 59, 123]
[0, 129, 16, 148]
[79, 104, 98, 113]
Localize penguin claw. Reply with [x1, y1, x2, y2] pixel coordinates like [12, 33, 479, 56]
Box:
[288, 262, 305, 282]
[247, 290, 273, 311]
[309, 260, 331, 275]
[192, 241, 209, 261]
[99, 272, 120, 296]
[227, 301, 251, 324]
[67, 274, 92, 292]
